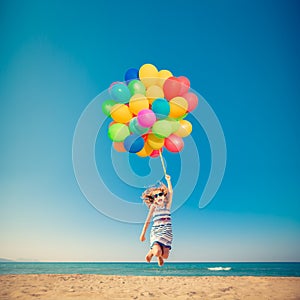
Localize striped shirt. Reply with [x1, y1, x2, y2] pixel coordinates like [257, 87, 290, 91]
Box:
[150, 203, 173, 249]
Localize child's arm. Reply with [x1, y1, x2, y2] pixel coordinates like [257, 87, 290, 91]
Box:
[165, 174, 173, 209]
[140, 205, 155, 242]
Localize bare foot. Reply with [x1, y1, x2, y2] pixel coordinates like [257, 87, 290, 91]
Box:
[145, 251, 153, 263]
[158, 256, 164, 267]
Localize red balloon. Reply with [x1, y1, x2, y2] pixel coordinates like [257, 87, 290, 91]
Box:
[163, 77, 182, 100]
[182, 92, 198, 112]
[177, 76, 190, 95]
[164, 134, 184, 152]
[150, 149, 160, 158]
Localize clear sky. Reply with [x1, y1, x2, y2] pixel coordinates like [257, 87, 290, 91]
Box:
[0, 0, 299, 262]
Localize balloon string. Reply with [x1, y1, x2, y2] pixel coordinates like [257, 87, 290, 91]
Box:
[159, 149, 167, 176]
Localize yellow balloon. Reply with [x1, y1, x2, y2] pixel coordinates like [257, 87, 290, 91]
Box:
[174, 120, 192, 137]
[169, 97, 188, 119]
[136, 142, 153, 157]
[146, 85, 164, 104]
[157, 69, 173, 88]
[110, 104, 133, 123]
[139, 63, 159, 88]
[129, 94, 149, 115]
[147, 133, 164, 150]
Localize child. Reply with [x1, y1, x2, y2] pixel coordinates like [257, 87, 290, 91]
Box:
[140, 174, 173, 266]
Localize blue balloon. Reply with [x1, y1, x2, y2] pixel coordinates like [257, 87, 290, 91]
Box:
[125, 68, 139, 82]
[124, 134, 144, 153]
[151, 98, 170, 119]
[110, 83, 131, 103]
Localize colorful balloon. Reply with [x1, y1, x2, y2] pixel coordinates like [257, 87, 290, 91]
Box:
[109, 81, 125, 90]
[150, 149, 161, 158]
[124, 134, 144, 153]
[167, 118, 180, 132]
[136, 142, 153, 157]
[157, 69, 173, 88]
[152, 120, 172, 138]
[147, 133, 164, 150]
[108, 123, 130, 142]
[168, 97, 188, 119]
[110, 104, 133, 123]
[129, 117, 149, 135]
[164, 134, 184, 152]
[102, 99, 117, 116]
[163, 77, 182, 100]
[182, 92, 198, 112]
[125, 68, 139, 82]
[113, 141, 127, 152]
[146, 85, 164, 104]
[174, 120, 192, 137]
[178, 76, 190, 95]
[139, 63, 159, 88]
[129, 94, 149, 115]
[110, 83, 131, 103]
[104, 65, 196, 157]
[137, 109, 156, 128]
[151, 98, 170, 119]
[128, 79, 146, 95]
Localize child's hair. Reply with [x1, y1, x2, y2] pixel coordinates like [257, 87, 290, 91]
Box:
[141, 182, 168, 208]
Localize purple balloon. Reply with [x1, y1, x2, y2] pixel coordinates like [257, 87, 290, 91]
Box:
[137, 109, 156, 128]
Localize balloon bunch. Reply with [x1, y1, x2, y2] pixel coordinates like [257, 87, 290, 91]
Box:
[101, 63, 198, 158]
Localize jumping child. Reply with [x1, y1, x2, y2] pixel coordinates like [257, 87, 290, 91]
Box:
[140, 174, 173, 266]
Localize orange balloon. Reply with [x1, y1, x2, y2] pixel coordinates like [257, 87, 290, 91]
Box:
[157, 70, 173, 88]
[129, 94, 149, 115]
[168, 97, 188, 119]
[113, 142, 126, 152]
[110, 104, 133, 123]
[174, 120, 192, 137]
[146, 133, 164, 150]
[136, 142, 153, 157]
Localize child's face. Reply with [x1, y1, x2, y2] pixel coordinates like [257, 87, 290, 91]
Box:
[152, 189, 165, 206]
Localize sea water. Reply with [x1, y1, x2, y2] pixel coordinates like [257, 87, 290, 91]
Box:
[0, 262, 299, 276]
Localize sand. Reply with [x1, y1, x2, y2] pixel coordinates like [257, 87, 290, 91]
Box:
[0, 274, 299, 300]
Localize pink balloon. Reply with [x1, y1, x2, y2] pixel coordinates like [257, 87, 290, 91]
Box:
[178, 76, 190, 95]
[150, 150, 160, 158]
[182, 92, 198, 112]
[137, 109, 156, 128]
[164, 134, 184, 152]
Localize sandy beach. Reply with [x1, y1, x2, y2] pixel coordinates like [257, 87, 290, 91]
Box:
[0, 274, 299, 300]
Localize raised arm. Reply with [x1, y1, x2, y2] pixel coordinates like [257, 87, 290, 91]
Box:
[140, 205, 155, 242]
[165, 174, 173, 209]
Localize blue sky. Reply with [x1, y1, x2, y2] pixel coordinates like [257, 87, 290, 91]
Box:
[0, 0, 299, 262]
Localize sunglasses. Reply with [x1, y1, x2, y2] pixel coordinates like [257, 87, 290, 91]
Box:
[153, 192, 164, 198]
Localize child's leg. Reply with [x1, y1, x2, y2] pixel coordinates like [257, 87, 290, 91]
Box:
[145, 243, 161, 263]
[162, 247, 170, 259]
[157, 256, 164, 267]
[152, 244, 164, 266]
[145, 250, 153, 263]
[151, 243, 162, 257]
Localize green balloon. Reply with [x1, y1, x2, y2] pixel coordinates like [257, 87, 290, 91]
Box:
[128, 80, 146, 95]
[102, 99, 117, 116]
[166, 118, 180, 132]
[152, 120, 172, 138]
[108, 123, 130, 142]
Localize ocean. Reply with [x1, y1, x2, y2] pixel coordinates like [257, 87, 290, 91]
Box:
[0, 262, 299, 277]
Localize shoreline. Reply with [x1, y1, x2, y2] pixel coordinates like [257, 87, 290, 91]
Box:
[1, 274, 300, 300]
